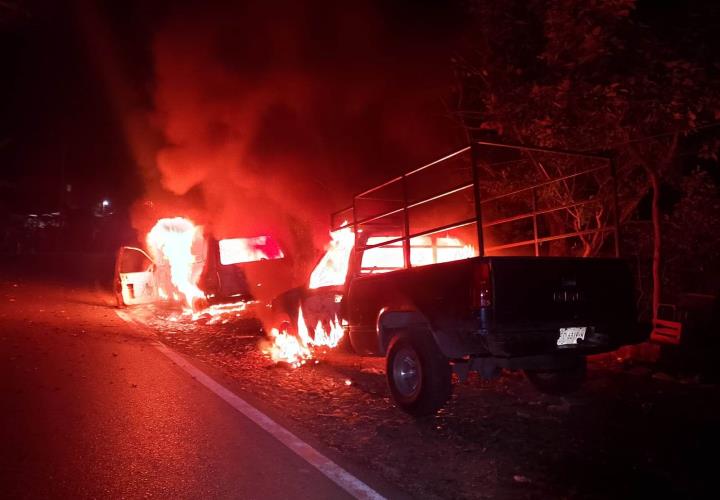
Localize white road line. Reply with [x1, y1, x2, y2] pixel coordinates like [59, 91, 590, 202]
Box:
[115, 310, 386, 500]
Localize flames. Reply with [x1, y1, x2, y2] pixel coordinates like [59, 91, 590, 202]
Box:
[143, 217, 347, 367]
[262, 225, 352, 367]
[308, 225, 355, 289]
[144, 216, 474, 369]
[262, 226, 477, 367]
[147, 217, 205, 309]
[413, 236, 476, 266]
[264, 307, 344, 367]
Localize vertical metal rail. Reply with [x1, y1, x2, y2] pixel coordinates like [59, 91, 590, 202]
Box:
[531, 187, 540, 256]
[352, 196, 359, 264]
[401, 175, 411, 269]
[610, 156, 621, 257]
[470, 143, 486, 257]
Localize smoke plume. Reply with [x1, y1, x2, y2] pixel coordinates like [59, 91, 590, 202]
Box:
[140, 0, 467, 280]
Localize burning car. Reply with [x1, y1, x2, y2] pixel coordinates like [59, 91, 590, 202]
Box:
[114, 217, 291, 312]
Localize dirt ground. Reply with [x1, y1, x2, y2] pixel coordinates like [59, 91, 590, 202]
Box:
[125, 301, 720, 500]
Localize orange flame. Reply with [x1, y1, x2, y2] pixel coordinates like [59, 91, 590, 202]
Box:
[265, 327, 313, 368]
[312, 315, 344, 348]
[263, 306, 345, 367]
[262, 228, 478, 367]
[308, 225, 355, 289]
[262, 224, 351, 366]
[191, 301, 249, 325]
[147, 217, 205, 309]
[412, 236, 476, 267]
[144, 217, 473, 367]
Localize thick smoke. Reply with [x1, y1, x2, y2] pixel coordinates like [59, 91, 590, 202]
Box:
[140, 0, 466, 282]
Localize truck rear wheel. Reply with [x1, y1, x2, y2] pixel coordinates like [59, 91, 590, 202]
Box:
[524, 357, 587, 395]
[386, 330, 452, 416]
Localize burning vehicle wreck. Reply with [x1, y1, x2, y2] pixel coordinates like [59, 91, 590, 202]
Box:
[270, 142, 649, 416]
[114, 216, 289, 316]
[6, 0, 720, 497]
[115, 144, 649, 418]
[110, 142, 653, 420]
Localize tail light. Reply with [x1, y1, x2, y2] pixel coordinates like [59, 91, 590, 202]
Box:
[472, 261, 492, 308]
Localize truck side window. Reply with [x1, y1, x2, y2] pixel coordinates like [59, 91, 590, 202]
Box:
[359, 235, 476, 274]
[360, 237, 404, 274]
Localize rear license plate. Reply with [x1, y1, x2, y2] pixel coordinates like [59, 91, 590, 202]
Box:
[557, 327, 586, 346]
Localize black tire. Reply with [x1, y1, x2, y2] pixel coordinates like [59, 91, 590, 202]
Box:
[525, 357, 587, 395]
[386, 330, 452, 416]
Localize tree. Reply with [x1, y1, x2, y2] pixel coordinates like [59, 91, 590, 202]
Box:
[0, 1, 27, 25]
[664, 169, 720, 297]
[454, 0, 720, 320]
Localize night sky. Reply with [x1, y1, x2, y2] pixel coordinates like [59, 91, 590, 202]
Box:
[1, 1, 159, 213]
[1, 0, 717, 219]
[0, 0, 468, 218]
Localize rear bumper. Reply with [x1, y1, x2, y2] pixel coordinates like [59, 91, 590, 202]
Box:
[483, 323, 649, 358]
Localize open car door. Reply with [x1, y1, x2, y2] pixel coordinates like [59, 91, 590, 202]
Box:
[114, 246, 159, 306]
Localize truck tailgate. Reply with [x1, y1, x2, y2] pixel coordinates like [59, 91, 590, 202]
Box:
[490, 257, 637, 334]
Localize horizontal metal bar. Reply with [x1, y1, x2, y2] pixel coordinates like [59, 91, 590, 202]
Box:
[357, 218, 479, 252]
[481, 198, 605, 229]
[474, 141, 609, 160]
[537, 226, 616, 245]
[355, 207, 405, 227]
[356, 175, 403, 198]
[360, 242, 466, 252]
[406, 182, 473, 210]
[358, 235, 406, 251]
[350, 194, 608, 246]
[484, 239, 536, 253]
[408, 218, 478, 240]
[484, 227, 616, 253]
[480, 164, 609, 205]
[355, 196, 404, 202]
[481, 212, 534, 229]
[404, 146, 471, 178]
[533, 197, 604, 217]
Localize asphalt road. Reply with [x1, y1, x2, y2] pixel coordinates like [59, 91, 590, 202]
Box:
[0, 278, 361, 499]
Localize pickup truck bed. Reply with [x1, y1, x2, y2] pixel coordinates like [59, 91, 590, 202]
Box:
[346, 256, 644, 360]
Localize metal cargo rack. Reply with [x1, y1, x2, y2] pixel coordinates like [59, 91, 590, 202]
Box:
[331, 141, 620, 270]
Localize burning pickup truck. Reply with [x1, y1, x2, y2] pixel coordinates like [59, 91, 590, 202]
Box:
[272, 142, 648, 416]
[114, 217, 290, 314]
